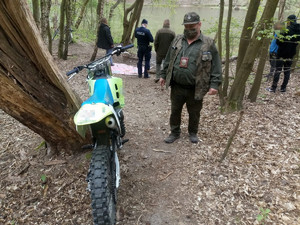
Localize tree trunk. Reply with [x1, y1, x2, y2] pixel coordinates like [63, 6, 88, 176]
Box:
[40, 0, 52, 48]
[223, 0, 233, 98]
[46, 1, 53, 54]
[217, 0, 225, 106]
[235, 0, 260, 73]
[121, 0, 144, 45]
[32, 0, 41, 29]
[278, 0, 286, 21]
[217, 0, 224, 59]
[247, 38, 270, 102]
[58, 0, 66, 58]
[90, 0, 105, 62]
[108, 0, 122, 23]
[75, 0, 90, 29]
[63, 0, 72, 59]
[224, 0, 279, 112]
[0, 0, 87, 154]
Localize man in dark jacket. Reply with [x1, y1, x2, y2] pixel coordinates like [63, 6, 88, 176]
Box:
[160, 12, 222, 144]
[135, 19, 154, 78]
[97, 18, 114, 65]
[267, 15, 300, 92]
[154, 19, 175, 83]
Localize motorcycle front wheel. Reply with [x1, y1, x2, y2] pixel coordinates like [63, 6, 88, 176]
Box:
[89, 144, 116, 225]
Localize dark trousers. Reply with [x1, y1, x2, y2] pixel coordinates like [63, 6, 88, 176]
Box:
[170, 84, 203, 135]
[271, 58, 293, 90]
[268, 53, 277, 76]
[137, 45, 151, 78]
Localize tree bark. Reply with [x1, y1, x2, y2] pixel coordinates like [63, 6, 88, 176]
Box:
[247, 38, 270, 102]
[75, 0, 90, 29]
[224, 0, 279, 112]
[0, 0, 86, 154]
[90, 0, 105, 62]
[32, 0, 41, 29]
[235, 0, 260, 73]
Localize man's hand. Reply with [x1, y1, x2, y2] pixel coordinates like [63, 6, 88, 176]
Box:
[159, 78, 165, 87]
[208, 88, 218, 95]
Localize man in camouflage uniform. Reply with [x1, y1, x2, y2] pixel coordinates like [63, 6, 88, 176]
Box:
[154, 19, 175, 83]
[160, 12, 222, 143]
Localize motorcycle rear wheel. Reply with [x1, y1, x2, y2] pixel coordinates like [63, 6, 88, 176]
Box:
[89, 144, 116, 225]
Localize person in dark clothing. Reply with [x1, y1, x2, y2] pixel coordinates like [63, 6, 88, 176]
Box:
[160, 12, 222, 144]
[135, 19, 154, 78]
[267, 15, 300, 92]
[154, 19, 175, 83]
[266, 22, 284, 81]
[97, 18, 114, 65]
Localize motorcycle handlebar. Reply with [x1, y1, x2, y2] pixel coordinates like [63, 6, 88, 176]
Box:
[121, 44, 134, 51]
[66, 67, 79, 76]
[66, 44, 134, 76]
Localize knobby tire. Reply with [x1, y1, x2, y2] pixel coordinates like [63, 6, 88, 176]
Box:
[89, 144, 116, 225]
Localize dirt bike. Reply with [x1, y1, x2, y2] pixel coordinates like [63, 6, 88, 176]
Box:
[66, 44, 133, 225]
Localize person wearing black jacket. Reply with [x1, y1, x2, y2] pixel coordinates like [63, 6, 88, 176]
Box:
[267, 15, 300, 92]
[135, 19, 154, 78]
[97, 18, 114, 65]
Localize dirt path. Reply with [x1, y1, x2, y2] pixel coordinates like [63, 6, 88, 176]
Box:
[0, 42, 299, 225]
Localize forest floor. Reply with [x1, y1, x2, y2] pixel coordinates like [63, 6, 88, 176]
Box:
[0, 41, 300, 225]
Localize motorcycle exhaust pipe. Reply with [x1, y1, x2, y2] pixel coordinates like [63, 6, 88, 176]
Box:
[105, 116, 117, 129]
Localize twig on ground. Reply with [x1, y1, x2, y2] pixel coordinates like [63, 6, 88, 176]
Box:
[159, 171, 174, 181]
[152, 149, 172, 153]
[136, 214, 143, 225]
[220, 110, 244, 162]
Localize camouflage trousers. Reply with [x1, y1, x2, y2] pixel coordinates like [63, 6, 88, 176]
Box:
[170, 84, 203, 135]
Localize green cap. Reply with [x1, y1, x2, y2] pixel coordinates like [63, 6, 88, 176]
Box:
[182, 12, 200, 25]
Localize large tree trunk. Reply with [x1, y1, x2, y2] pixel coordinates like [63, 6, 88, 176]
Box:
[75, 0, 90, 29]
[247, 38, 270, 102]
[235, 0, 260, 73]
[90, 0, 105, 62]
[32, 0, 41, 29]
[121, 0, 144, 45]
[0, 0, 87, 154]
[224, 0, 279, 112]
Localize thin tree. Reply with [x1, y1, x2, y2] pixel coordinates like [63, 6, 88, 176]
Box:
[235, 0, 260, 73]
[222, 0, 233, 99]
[32, 0, 41, 29]
[58, 0, 66, 58]
[63, 0, 72, 59]
[217, 0, 224, 59]
[278, 0, 286, 21]
[247, 37, 270, 102]
[40, 0, 52, 52]
[224, 0, 280, 112]
[121, 0, 144, 45]
[108, 0, 123, 23]
[90, 0, 105, 61]
[75, 0, 90, 29]
[0, 0, 87, 154]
